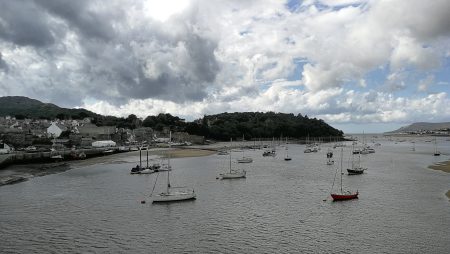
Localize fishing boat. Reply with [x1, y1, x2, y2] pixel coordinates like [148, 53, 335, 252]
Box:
[130, 147, 144, 174]
[140, 148, 156, 174]
[152, 132, 196, 203]
[219, 154, 246, 179]
[131, 147, 156, 174]
[331, 148, 359, 201]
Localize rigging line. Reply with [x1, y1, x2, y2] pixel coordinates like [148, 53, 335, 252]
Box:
[330, 164, 338, 194]
[150, 172, 160, 197]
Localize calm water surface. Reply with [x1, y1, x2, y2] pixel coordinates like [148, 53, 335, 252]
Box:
[1, 137, 450, 253]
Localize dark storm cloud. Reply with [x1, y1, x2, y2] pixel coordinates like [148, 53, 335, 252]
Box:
[0, 0, 221, 106]
[0, 53, 8, 72]
[118, 33, 220, 102]
[0, 0, 55, 47]
[34, 0, 117, 41]
[184, 34, 220, 83]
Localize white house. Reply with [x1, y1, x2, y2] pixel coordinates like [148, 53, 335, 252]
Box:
[47, 122, 67, 138]
[0, 143, 12, 154]
[92, 140, 116, 147]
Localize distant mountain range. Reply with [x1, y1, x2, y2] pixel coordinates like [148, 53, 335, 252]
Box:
[389, 122, 450, 133]
[0, 96, 99, 119]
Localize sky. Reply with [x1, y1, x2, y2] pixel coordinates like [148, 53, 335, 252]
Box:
[0, 0, 449, 133]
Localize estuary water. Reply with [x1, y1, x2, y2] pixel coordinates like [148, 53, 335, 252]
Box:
[1, 137, 450, 253]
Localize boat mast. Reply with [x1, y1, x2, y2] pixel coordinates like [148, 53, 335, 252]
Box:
[229, 154, 232, 173]
[167, 131, 171, 193]
[350, 144, 354, 169]
[139, 147, 142, 168]
[340, 148, 343, 193]
[434, 137, 438, 154]
[358, 152, 361, 169]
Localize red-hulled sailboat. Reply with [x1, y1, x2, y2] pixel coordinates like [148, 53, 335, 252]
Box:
[330, 148, 359, 201]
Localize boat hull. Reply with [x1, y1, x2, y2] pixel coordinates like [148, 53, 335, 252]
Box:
[347, 168, 365, 175]
[139, 168, 155, 174]
[237, 158, 253, 163]
[152, 191, 196, 203]
[331, 192, 358, 201]
[221, 173, 246, 179]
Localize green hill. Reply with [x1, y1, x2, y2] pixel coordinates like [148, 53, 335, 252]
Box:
[182, 112, 343, 140]
[0, 96, 343, 140]
[0, 96, 99, 119]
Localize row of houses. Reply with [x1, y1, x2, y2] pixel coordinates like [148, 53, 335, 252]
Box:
[393, 129, 450, 135]
[0, 116, 204, 150]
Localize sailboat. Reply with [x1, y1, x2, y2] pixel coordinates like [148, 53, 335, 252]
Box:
[347, 144, 366, 175]
[152, 132, 196, 203]
[219, 154, 246, 179]
[130, 147, 144, 174]
[237, 150, 253, 163]
[434, 137, 441, 156]
[263, 137, 276, 156]
[326, 148, 334, 165]
[284, 138, 291, 161]
[331, 148, 359, 201]
[217, 150, 229, 155]
[139, 148, 155, 174]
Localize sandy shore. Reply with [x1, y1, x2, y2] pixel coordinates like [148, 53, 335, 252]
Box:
[428, 160, 450, 173]
[428, 160, 450, 201]
[152, 148, 216, 158]
[0, 147, 216, 186]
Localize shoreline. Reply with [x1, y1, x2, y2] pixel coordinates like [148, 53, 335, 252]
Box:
[428, 160, 450, 174]
[428, 160, 450, 201]
[0, 147, 216, 186]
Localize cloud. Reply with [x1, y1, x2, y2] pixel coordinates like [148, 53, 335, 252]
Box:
[0, 1, 56, 47]
[417, 75, 434, 92]
[0, 52, 8, 72]
[0, 0, 449, 130]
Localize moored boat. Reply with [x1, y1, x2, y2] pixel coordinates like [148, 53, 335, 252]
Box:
[152, 132, 196, 203]
[331, 191, 359, 201]
[330, 148, 359, 201]
[219, 154, 246, 179]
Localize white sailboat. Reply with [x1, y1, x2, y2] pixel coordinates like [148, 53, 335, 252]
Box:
[219, 154, 246, 179]
[433, 137, 441, 156]
[237, 150, 253, 163]
[284, 137, 291, 161]
[152, 132, 196, 203]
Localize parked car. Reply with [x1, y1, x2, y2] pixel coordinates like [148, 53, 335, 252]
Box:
[25, 146, 37, 152]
